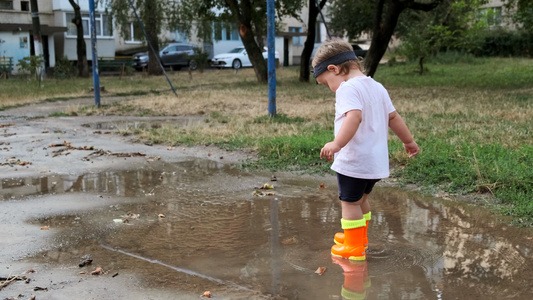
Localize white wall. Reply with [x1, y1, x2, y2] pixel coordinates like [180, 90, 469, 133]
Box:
[53, 0, 109, 12]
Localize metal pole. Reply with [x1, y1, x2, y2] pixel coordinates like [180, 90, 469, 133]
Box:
[267, 0, 276, 117]
[89, 0, 100, 107]
[30, 0, 44, 81]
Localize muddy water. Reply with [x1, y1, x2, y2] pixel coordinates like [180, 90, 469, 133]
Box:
[2, 159, 533, 299]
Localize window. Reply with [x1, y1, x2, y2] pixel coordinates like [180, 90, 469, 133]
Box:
[66, 12, 113, 38]
[289, 27, 302, 46]
[125, 22, 143, 42]
[21, 1, 29, 11]
[214, 22, 240, 41]
[0, 1, 13, 10]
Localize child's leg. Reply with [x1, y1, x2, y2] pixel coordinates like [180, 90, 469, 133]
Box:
[332, 174, 368, 260]
[341, 200, 363, 220]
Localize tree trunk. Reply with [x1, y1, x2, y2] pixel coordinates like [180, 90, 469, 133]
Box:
[365, 0, 442, 77]
[68, 0, 89, 77]
[365, 0, 404, 77]
[299, 0, 326, 82]
[145, 0, 162, 75]
[419, 56, 424, 75]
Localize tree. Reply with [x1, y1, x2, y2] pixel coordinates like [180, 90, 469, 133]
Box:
[110, 0, 167, 75]
[329, 0, 442, 77]
[397, 0, 489, 74]
[68, 0, 89, 77]
[299, 0, 327, 82]
[175, 0, 303, 83]
[504, 0, 533, 31]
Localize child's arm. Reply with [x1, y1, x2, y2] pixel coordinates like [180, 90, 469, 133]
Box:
[320, 110, 362, 162]
[389, 111, 419, 157]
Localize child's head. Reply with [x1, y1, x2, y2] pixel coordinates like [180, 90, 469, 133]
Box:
[312, 39, 364, 78]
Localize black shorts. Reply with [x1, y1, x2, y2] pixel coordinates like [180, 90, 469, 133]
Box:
[337, 173, 380, 203]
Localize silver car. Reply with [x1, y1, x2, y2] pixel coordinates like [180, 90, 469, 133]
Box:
[132, 42, 198, 71]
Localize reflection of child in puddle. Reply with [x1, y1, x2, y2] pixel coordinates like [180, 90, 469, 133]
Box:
[332, 256, 370, 300]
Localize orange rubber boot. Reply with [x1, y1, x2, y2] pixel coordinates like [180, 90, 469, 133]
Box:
[332, 257, 369, 300]
[331, 218, 366, 261]
[334, 212, 371, 249]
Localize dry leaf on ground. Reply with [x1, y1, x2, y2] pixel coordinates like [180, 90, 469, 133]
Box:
[201, 291, 211, 298]
[315, 267, 327, 275]
[91, 266, 103, 275]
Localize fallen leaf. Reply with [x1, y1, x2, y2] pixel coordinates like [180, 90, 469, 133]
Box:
[319, 184, 325, 189]
[27, 269, 35, 273]
[201, 291, 211, 298]
[125, 212, 140, 219]
[29, 295, 36, 300]
[315, 267, 327, 275]
[167, 146, 173, 150]
[281, 237, 298, 245]
[91, 266, 103, 275]
[40, 226, 50, 230]
[260, 183, 274, 189]
[158, 214, 165, 218]
[79, 271, 88, 275]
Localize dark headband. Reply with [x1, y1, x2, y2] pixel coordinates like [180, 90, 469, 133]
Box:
[313, 51, 357, 78]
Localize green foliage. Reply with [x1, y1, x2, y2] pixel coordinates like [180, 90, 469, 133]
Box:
[471, 28, 533, 57]
[245, 130, 333, 173]
[253, 113, 305, 124]
[504, 0, 533, 32]
[17, 55, 44, 79]
[53, 56, 77, 79]
[392, 137, 533, 221]
[190, 47, 210, 72]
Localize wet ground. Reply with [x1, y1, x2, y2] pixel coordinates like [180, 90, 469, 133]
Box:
[1, 99, 533, 299]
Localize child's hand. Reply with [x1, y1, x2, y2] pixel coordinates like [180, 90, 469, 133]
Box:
[404, 141, 419, 158]
[320, 142, 341, 162]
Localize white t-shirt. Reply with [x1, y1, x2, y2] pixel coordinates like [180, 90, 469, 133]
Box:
[331, 76, 396, 179]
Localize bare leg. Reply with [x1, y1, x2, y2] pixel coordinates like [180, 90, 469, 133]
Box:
[341, 201, 363, 220]
[360, 194, 370, 215]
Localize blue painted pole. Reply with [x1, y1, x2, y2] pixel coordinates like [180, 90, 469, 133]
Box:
[89, 0, 100, 107]
[267, 0, 276, 117]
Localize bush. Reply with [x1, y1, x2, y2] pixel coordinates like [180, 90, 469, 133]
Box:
[17, 55, 45, 79]
[472, 28, 533, 57]
[190, 47, 210, 72]
[53, 56, 77, 79]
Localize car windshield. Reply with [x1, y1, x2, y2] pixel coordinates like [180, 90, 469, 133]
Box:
[228, 48, 244, 53]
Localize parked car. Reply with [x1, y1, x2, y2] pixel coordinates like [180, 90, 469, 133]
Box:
[132, 42, 197, 71]
[210, 47, 279, 69]
[310, 43, 368, 65]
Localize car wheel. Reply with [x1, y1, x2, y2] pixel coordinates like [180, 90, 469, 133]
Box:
[232, 59, 242, 69]
[189, 60, 198, 71]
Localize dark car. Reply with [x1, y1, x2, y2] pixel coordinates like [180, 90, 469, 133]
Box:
[351, 44, 368, 58]
[132, 42, 197, 71]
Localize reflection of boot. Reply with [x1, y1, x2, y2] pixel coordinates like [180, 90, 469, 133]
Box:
[332, 256, 369, 300]
[334, 212, 371, 249]
[331, 218, 366, 261]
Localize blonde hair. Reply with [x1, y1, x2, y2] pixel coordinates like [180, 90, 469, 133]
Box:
[312, 39, 365, 74]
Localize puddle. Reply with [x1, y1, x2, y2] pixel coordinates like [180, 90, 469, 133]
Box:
[2, 159, 533, 299]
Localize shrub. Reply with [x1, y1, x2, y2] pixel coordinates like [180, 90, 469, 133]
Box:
[53, 56, 77, 79]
